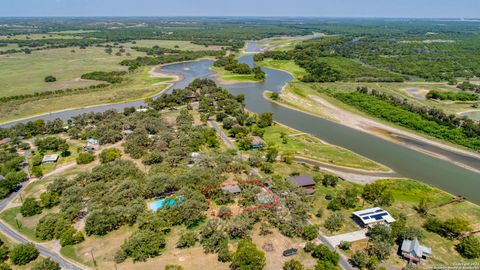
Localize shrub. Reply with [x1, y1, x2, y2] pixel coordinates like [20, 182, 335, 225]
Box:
[99, 148, 122, 163]
[324, 212, 344, 232]
[456, 236, 480, 259]
[40, 192, 60, 209]
[165, 265, 183, 270]
[118, 230, 166, 262]
[311, 244, 339, 265]
[230, 239, 265, 270]
[302, 224, 319, 241]
[35, 213, 69, 240]
[60, 227, 84, 247]
[338, 241, 351, 251]
[176, 231, 197, 249]
[76, 152, 95, 164]
[10, 243, 39, 265]
[20, 198, 42, 217]
[32, 258, 60, 270]
[303, 241, 315, 253]
[44, 75, 56, 83]
[283, 259, 304, 270]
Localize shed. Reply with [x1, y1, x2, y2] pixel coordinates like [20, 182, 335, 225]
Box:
[86, 138, 100, 150]
[288, 175, 315, 188]
[221, 185, 242, 194]
[251, 136, 266, 149]
[42, 154, 59, 163]
[352, 207, 395, 227]
[123, 129, 133, 136]
[401, 238, 431, 263]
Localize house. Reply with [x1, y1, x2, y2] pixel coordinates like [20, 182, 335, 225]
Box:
[352, 207, 395, 227]
[42, 154, 59, 163]
[221, 185, 242, 194]
[288, 174, 316, 193]
[401, 238, 431, 264]
[251, 136, 266, 150]
[86, 138, 100, 150]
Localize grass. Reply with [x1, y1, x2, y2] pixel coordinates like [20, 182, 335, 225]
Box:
[210, 66, 262, 83]
[0, 207, 39, 241]
[0, 46, 145, 97]
[0, 67, 173, 123]
[121, 40, 224, 51]
[256, 59, 307, 80]
[262, 123, 387, 171]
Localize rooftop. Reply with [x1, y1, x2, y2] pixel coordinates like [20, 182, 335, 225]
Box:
[401, 238, 431, 259]
[87, 138, 99, 145]
[288, 174, 315, 187]
[42, 154, 59, 163]
[251, 136, 266, 146]
[221, 185, 242, 194]
[352, 207, 395, 225]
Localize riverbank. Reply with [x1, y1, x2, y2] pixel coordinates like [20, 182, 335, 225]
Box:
[263, 84, 480, 174]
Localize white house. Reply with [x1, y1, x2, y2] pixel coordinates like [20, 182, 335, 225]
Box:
[352, 207, 395, 227]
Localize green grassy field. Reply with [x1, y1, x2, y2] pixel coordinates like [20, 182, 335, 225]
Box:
[121, 40, 224, 51]
[256, 59, 307, 80]
[262, 123, 387, 171]
[0, 33, 85, 40]
[0, 46, 145, 97]
[210, 65, 262, 83]
[0, 68, 173, 123]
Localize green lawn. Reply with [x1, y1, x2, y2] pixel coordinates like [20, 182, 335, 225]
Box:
[256, 59, 307, 80]
[0, 207, 39, 241]
[262, 124, 387, 171]
[0, 46, 145, 97]
[0, 68, 173, 123]
[210, 66, 262, 83]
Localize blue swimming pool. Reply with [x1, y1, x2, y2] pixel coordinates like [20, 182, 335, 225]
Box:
[148, 196, 185, 211]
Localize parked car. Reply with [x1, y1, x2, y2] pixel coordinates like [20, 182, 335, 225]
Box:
[283, 248, 298, 257]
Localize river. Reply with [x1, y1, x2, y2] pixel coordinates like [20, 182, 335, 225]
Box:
[1, 41, 480, 204]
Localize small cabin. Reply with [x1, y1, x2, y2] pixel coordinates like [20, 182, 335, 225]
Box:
[221, 185, 242, 194]
[251, 136, 266, 150]
[288, 174, 316, 193]
[42, 154, 59, 163]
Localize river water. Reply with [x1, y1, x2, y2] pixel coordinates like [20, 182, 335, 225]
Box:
[2, 42, 480, 203]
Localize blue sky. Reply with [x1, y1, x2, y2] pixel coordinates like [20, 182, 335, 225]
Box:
[2, 0, 480, 18]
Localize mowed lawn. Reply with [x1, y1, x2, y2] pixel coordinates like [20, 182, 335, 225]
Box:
[0, 46, 145, 97]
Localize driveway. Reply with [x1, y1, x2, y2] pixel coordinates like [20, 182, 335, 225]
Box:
[324, 229, 368, 248]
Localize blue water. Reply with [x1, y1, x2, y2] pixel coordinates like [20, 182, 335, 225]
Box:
[149, 196, 185, 211]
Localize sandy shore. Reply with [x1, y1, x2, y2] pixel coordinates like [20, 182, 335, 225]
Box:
[267, 90, 480, 174]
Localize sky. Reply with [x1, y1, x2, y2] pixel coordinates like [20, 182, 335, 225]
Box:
[1, 0, 480, 18]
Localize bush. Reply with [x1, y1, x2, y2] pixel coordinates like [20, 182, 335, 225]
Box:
[176, 231, 197, 249]
[31, 166, 43, 178]
[283, 259, 304, 270]
[40, 192, 60, 209]
[311, 244, 339, 265]
[165, 265, 184, 270]
[338, 241, 351, 250]
[456, 236, 480, 259]
[99, 148, 122, 163]
[35, 213, 69, 240]
[32, 258, 60, 270]
[351, 251, 369, 269]
[60, 227, 84, 247]
[302, 224, 319, 241]
[10, 243, 39, 265]
[217, 240, 231, 262]
[303, 241, 315, 253]
[324, 212, 344, 232]
[76, 152, 95, 164]
[0, 263, 10, 270]
[118, 230, 166, 262]
[20, 198, 42, 217]
[44, 75, 56, 83]
[230, 239, 266, 270]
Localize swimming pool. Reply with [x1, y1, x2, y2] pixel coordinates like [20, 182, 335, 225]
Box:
[148, 196, 185, 211]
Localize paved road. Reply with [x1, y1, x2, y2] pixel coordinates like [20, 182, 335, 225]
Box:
[0, 164, 86, 270]
[318, 234, 354, 270]
[208, 120, 234, 149]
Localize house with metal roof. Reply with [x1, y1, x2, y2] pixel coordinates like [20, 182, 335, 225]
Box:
[42, 154, 59, 163]
[251, 136, 266, 149]
[221, 185, 242, 194]
[352, 207, 395, 227]
[288, 174, 316, 193]
[401, 238, 431, 264]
